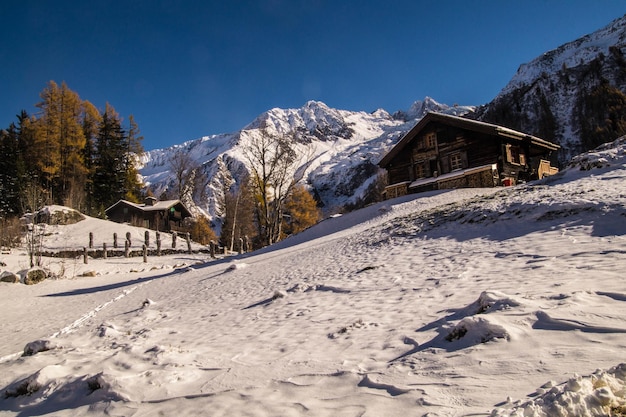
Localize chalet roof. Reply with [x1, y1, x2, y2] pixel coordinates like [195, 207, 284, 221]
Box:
[378, 112, 560, 168]
[105, 199, 192, 217]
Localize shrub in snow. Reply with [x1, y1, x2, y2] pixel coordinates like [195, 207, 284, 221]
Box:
[445, 317, 509, 345]
[24, 268, 47, 285]
[226, 262, 248, 272]
[272, 290, 287, 300]
[474, 291, 521, 314]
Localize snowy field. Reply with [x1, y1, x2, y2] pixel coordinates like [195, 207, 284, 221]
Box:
[1, 139, 626, 416]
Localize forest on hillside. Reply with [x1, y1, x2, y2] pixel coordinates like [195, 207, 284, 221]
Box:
[0, 81, 144, 218]
[0, 81, 322, 251]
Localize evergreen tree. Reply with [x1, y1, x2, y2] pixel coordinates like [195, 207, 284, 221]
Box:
[81, 100, 102, 214]
[0, 124, 20, 216]
[92, 103, 128, 215]
[124, 114, 145, 203]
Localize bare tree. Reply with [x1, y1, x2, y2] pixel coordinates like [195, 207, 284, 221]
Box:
[21, 179, 48, 267]
[241, 127, 314, 246]
[167, 149, 206, 205]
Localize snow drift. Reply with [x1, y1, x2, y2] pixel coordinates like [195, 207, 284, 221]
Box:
[0, 138, 625, 416]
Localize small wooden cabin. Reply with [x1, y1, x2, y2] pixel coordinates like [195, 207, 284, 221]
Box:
[378, 112, 560, 199]
[105, 197, 192, 232]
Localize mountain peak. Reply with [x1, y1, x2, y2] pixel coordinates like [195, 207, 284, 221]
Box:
[303, 100, 330, 110]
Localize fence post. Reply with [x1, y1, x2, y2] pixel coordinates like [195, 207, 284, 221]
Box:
[186, 232, 191, 254]
[172, 231, 177, 249]
[239, 238, 244, 255]
[124, 239, 129, 258]
[89, 232, 93, 249]
[126, 232, 131, 247]
[210, 240, 215, 258]
[83, 247, 88, 264]
[156, 231, 161, 256]
[144, 230, 150, 248]
[113, 232, 118, 249]
[143, 244, 147, 263]
[103, 242, 107, 259]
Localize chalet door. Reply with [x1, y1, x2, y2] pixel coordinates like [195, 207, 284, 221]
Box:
[430, 159, 438, 176]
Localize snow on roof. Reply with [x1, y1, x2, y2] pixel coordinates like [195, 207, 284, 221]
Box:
[105, 199, 188, 213]
[409, 164, 497, 189]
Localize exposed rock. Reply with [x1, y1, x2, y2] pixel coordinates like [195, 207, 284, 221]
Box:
[23, 340, 55, 356]
[35, 206, 85, 225]
[0, 271, 19, 283]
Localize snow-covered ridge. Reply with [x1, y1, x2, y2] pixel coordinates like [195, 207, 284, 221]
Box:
[499, 14, 626, 98]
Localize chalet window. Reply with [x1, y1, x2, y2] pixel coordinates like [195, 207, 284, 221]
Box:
[450, 153, 463, 171]
[123, 207, 128, 215]
[425, 132, 436, 149]
[506, 144, 526, 165]
[414, 161, 429, 178]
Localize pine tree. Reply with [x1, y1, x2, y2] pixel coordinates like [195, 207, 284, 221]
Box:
[81, 100, 102, 215]
[0, 124, 20, 216]
[92, 103, 128, 215]
[124, 115, 145, 203]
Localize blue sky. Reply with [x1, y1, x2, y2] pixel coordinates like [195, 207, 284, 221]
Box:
[1, 1, 624, 150]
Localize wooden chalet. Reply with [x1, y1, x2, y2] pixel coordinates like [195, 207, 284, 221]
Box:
[378, 112, 560, 199]
[105, 197, 192, 232]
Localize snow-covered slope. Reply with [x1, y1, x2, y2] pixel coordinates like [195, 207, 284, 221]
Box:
[139, 98, 474, 225]
[1, 138, 625, 416]
[475, 14, 626, 162]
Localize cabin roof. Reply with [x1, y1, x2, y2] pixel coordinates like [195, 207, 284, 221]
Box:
[378, 112, 560, 168]
[105, 199, 192, 217]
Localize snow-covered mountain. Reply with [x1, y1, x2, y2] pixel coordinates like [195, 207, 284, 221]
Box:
[139, 98, 473, 226]
[474, 13, 626, 162]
